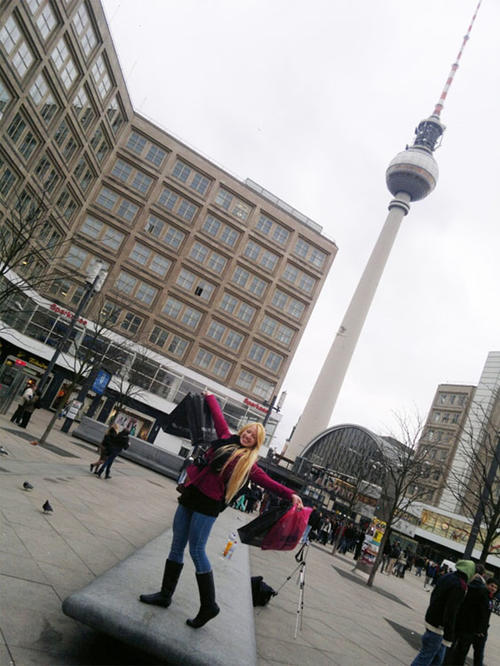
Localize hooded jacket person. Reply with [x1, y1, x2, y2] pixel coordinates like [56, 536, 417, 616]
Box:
[411, 560, 475, 666]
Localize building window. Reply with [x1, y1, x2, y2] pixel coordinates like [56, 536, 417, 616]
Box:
[130, 242, 151, 265]
[145, 144, 166, 167]
[220, 293, 238, 315]
[149, 325, 169, 348]
[73, 155, 94, 192]
[0, 77, 11, 120]
[56, 188, 77, 220]
[121, 312, 143, 335]
[112, 158, 132, 182]
[236, 370, 253, 392]
[225, 330, 243, 351]
[215, 187, 251, 221]
[207, 321, 225, 342]
[91, 54, 112, 99]
[136, 282, 158, 305]
[150, 254, 171, 277]
[6, 113, 38, 161]
[72, 86, 95, 130]
[249, 343, 265, 363]
[294, 238, 328, 269]
[72, 4, 97, 58]
[202, 214, 240, 248]
[238, 303, 256, 324]
[1, 15, 34, 79]
[163, 296, 182, 319]
[96, 186, 118, 210]
[256, 213, 290, 247]
[65, 244, 88, 269]
[181, 307, 202, 329]
[266, 351, 283, 372]
[116, 198, 139, 222]
[51, 38, 78, 90]
[115, 271, 137, 295]
[29, 1, 57, 41]
[106, 95, 125, 135]
[131, 171, 153, 194]
[30, 73, 58, 124]
[127, 131, 146, 154]
[172, 159, 212, 196]
[90, 124, 111, 163]
[167, 335, 188, 358]
[144, 214, 164, 239]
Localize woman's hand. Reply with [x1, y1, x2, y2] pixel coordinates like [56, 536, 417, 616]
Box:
[291, 494, 303, 510]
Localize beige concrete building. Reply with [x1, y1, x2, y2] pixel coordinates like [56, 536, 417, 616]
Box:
[415, 383, 475, 506]
[0, 1, 337, 414]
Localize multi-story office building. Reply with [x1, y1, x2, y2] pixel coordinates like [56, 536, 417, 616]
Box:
[0, 1, 337, 442]
[415, 383, 475, 506]
[439, 352, 500, 514]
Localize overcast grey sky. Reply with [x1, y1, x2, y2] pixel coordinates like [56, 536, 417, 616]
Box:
[101, 0, 500, 448]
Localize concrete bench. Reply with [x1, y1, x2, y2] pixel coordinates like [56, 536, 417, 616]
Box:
[72, 416, 185, 480]
[62, 508, 257, 666]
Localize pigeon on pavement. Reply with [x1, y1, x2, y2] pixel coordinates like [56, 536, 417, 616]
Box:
[42, 500, 53, 513]
[0, 446, 8, 455]
[23, 481, 34, 491]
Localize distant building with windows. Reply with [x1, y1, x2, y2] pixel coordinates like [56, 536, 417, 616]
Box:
[414, 384, 475, 507]
[0, 0, 337, 445]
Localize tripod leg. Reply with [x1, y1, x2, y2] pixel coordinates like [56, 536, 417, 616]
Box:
[294, 562, 306, 639]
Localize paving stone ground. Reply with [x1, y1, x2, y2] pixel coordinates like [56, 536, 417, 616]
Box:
[1, 407, 498, 665]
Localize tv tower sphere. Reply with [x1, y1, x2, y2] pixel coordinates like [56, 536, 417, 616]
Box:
[386, 116, 444, 201]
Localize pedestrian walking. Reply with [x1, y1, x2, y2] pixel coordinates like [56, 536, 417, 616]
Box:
[18, 389, 41, 428]
[139, 391, 303, 628]
[10, 380, 35, 425]
[96, 427, 129, 479]
[444, 569, 496, 665]
[90, 425, 117, 473]
[411, 560, 475, 666]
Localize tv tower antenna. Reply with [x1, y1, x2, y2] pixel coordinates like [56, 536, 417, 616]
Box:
[286, 1, 483, 460]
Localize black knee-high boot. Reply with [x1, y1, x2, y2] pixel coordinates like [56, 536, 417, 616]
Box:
[186, 571, 220, 628]
[139, 560, 183, 607]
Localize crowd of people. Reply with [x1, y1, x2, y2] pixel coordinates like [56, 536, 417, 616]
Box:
[300, 506, 366, 557]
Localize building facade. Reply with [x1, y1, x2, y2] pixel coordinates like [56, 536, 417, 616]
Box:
[0, 1, 337, 439]
[438, 353, 500, 514]
[415, 383, 476, 507]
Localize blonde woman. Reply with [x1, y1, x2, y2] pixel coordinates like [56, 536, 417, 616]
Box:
[140, 392, 302, 628]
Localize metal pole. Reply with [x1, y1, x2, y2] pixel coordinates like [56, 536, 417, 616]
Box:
[463, 433, 500, 559]
[263, 394, 277, 427]
[37, 273, 101, 395]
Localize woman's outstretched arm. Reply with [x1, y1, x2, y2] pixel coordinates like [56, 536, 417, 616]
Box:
[204, 392, 231, 439]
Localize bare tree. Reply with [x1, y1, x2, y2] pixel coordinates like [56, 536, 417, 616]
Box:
[365, 412, 433, 587]
[443, 396, 500, 563]
[0, 190, 72, 313]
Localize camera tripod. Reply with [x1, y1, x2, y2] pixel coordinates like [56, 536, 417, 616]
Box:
[275, 541, 309, 638]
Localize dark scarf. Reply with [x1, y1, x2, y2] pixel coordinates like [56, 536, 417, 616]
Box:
[209, 435, 241, 473]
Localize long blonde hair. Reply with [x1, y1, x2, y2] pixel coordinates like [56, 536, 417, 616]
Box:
[220, 422, 266, 503]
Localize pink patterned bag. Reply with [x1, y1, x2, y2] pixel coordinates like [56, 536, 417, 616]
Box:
[261, 506, 312, 551]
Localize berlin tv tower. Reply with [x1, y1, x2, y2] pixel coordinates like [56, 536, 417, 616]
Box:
[286, 1, 483, 460]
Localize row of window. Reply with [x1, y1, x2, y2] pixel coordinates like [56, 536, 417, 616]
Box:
[431, 410, 460, 425]
[111, 158, 153, 196]
[437, 392, 468, 407]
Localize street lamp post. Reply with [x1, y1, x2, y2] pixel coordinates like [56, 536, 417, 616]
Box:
[34, 261, 108, 447]
[463, 433, 500, 560]
[37, 261, 108, 397]
[262, 390, 287, 428]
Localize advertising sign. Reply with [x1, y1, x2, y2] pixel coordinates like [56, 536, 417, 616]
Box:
[91, 369, 111, 395]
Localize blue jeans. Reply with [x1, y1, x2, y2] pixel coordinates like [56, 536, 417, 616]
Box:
[301, 524, 312, 543]
[168, 504, 216, 573]
[98, 451, 119, 477]
[411, 630, 446, 666]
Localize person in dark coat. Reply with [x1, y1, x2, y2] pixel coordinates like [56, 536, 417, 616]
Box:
[96, 427, 129, 479]
[90, 425, 117, 473]
[18, 389, 41, 428]
[444, 571, 495, 665]
[301, 505, 320, 543]
[411, 560, 475, 666]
